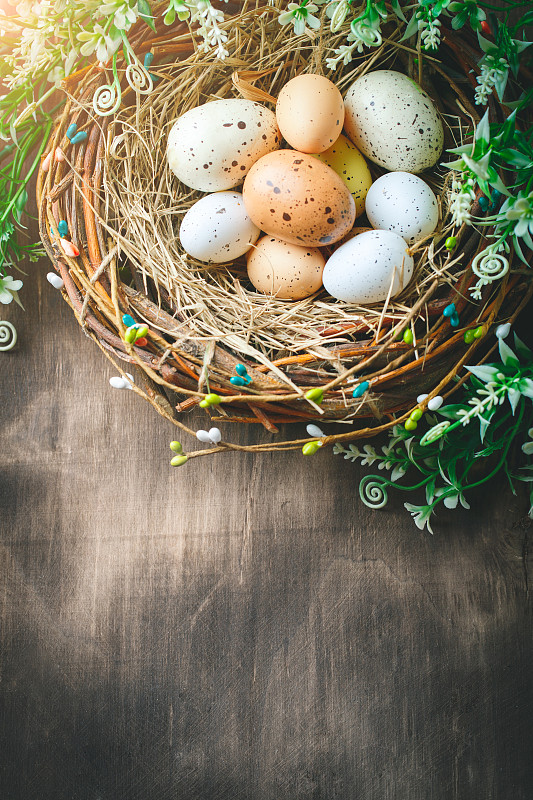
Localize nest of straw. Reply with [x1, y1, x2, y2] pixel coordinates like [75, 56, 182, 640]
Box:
[37, 0, 533, 454]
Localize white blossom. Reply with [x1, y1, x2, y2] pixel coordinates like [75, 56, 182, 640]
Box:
[474, 56, 508, 105]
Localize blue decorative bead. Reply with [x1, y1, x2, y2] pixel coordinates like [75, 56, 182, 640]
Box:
[235, 363, 248, 377]
[230, 376, 247, 387]
[443, 303, 456, 318]
[149, 74, 159, 83]
[66, 123, 78, 141]
[491, 190, 502, 203]
[478, 195, 489, 211]
[50, 226, 54, 236]
[143, 52, 154, 68]
[450, 312, 460, 327]
[70, 131, 88, 145]
[58, 220, 68, 237]
[352, 380, 370, 398]
[122, 314, 136, 327]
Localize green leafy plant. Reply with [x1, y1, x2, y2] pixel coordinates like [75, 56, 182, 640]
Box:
[0, 0, 230, 292]
[334, 327, 533, 533]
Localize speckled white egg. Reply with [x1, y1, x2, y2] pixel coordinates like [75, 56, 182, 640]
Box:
[179, 192, 260, 264]
[167, 99, 281, 192]
[365, 172, 439, 245]
[322, 229, 414, 304]
[343, 70, 444, 173]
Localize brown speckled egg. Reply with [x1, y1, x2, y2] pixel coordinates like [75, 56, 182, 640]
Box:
[242, 150, 356, 247]
[247, 236, 325, 300]
[276, 74, 344, 154]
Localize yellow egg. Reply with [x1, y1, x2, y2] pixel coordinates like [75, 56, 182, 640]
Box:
[247, 236, 325, 300]
[314, 135, 372, 218]
[276, 74, 344, 154]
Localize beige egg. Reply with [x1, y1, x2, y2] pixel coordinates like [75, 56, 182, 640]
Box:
[276, 74, 344, 154]
[242, 150, 355, 247]
[247, 236, 325, 300]
[343, 70, 444, 173]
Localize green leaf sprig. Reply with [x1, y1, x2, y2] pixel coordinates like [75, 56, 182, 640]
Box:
[334, 327, 533, 533]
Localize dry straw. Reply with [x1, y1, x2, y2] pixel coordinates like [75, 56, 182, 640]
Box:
[37, 0, 533, 459]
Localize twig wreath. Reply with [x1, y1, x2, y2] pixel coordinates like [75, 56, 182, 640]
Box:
[2, 0, 533, 529]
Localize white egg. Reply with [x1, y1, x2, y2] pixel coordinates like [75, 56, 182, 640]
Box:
[180, 192, 260, 264]
[167, 99, 281, 192]
[344, 70, 444, 173]
[323, 229, 414, 304]
[365, 172, 439, 245]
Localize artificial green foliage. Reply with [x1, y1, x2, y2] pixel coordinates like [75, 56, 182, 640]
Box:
[334, 330, 533, 533]
[0, 0, 229, 289]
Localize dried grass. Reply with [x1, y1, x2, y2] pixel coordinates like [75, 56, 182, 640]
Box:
[102, 3, 459, 362]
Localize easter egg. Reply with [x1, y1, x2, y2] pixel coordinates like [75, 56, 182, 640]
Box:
[322, 229, 414, 304]
[167, 99, 280, 191]
[343, 70, 444, 173]
[242, 150, 355, 247]
[276, 74, 344, 153]
[314, 134, 372, 217]
[247, 236, 325, 299]
[179, 192, 260, 263]
[365, 172, 439, 244]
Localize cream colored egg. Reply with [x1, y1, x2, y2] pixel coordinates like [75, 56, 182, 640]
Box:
[322, 229, 414, 304]
[314, 134, 372, 217]
[167, 99, 280, 191]
[180, 192, 260, 264]
[276, 74, 344, 154]
[365, 172, 439, 244]
[247, 236, 325, 299]
[344, 70, 444, 173]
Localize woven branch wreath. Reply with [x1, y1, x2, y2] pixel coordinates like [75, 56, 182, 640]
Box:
[37, 0, 533, 463]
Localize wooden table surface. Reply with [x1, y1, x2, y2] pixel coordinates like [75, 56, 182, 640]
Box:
[2, 240, 533, 798]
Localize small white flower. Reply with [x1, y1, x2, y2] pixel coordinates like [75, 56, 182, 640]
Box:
[0, 275, 23, 304]
[404, 503, 434, 534]
[419, 17, 441, 51]
[77, 24, 121, 64]
[278, 2, 323, 36]
[99, 0, 139, 31]
[474, 56, 508, 105]
[503, 191, 533, 238]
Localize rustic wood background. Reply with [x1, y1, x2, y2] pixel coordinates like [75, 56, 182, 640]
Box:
[2, 228, 533, 798]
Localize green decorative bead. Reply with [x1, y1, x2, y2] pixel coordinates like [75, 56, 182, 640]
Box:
[405, 419, 418, 431]
[473, 326, 484, 339]
[170, 441, 183, 453]
[125, 325, 138, 343]
[305, 388, 324, 404]
[403, 328, 414, 345]
[464, 329, 476, 344]
[135, 325, 149, 339]
[302, 441, 322, 456]
[200, 393, 222, 407]
[409, 408, 423, 422]
[170, 455, 188, 467]
[445, 236, 457, 250]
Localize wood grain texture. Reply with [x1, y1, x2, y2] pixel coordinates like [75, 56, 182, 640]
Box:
[1, 256, 533, 797]
[0, 264, 533, 800]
